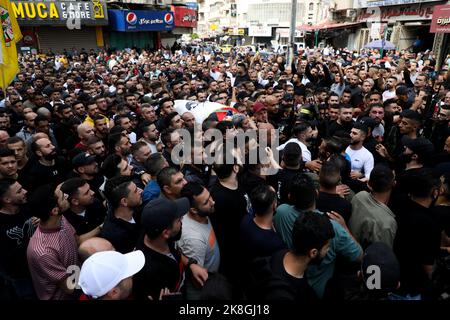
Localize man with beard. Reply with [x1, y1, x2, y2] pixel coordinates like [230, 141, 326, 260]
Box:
[60, 177, 106, 242]
[0, 179, 36, 299]
[16, 112, 37, 143]
[69, 152, 105, 201]
[0, 148, 18, 180]
[26, 137, 67, 190]
[74, 123, 95, 152]
[133, 197, 208, 300]
[233, 62, 251, 87]
[109, 132, 132, 162]
[345, 123, 374, 183]
[176, 182, 220, 300]
[383, 76, 398, 102]
[27, 184, 80, 300]
[86, 136, 107, 166]
[100, 176, 143, 254]
[93, 115, 109, 145]
[115, 115, 136, 144]
[328, 104, 354, 137]
[429, 105, 450, 153]
[367, 104, 385, 141]
[273, 173, 362, 298]
[250, 212, 334, 301]
[139, 121, 159, 154]
[53, 105, 74, 149]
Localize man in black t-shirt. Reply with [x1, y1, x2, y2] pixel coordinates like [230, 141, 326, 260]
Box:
[328, 104, 354, 137]
[60, 178, 106, 241]
[25, 137, 68, 190]
[210, 152, 252, 287]
[0, 179, 36, 299]
[393, 169, 441, 299]
[100, 176, 142, 254]
[133, 197, 208, 300]
[317, 161, 352, 223]
[268, 142, 303, 205]
[249, 212, 335, 301]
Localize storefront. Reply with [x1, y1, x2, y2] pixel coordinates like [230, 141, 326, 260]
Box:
[356, 1, 446, 51]
[11, 0, 108, 53]
[107, 9, 174, 50]
[170, 6, 197, 42]
[430, 4, 450, 68]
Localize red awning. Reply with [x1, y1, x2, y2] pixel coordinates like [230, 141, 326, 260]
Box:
[297, 21, 362, 31]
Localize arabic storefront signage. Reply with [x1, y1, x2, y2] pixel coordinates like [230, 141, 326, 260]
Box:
[363, 0, 441, 8]
[227, 28, 245, 36]
[248, 25, 272, 37]
[430, 5, 450, 33]
[11, 1, 108, 26]
[358, 3, 435, 22]
[108, 9, 174, 32]
[172, 6, 197, 28]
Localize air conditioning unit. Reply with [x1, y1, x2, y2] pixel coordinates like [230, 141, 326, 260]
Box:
[346, 9, 356, 18]
[155, 0, 165, 5]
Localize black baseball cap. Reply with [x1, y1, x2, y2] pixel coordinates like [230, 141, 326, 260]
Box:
[142, 197, 190, 237]
[72, 152, 97, 168]
[362, 242, 400, 292]
[403, 137, 434, 156]
[358, 117, 377, 130]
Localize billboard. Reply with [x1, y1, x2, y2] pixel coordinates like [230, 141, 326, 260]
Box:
[108, 9, 174, 32]
[430, 4, 450, 33]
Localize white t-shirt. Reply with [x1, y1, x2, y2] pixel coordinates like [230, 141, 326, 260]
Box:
[277, 138, 311, 162]
[345, 146, 374, 179]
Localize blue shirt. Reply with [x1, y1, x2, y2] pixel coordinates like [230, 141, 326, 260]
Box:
[273, 204, 362, 298]
[142, 180, 161, 204]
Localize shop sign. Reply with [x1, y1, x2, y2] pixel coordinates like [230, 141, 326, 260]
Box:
[11, 1, 108, 26]
[248, 25, 272, 37]
[358, 3, 435, 22]
[227, 28, 245, 36]
[172, 6, 197, 28]
[108, 9, 174, 32]
[430, 4, 450, 33]
[362, 0, 441, 8]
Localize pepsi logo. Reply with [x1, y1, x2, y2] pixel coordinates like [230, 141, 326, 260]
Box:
[164, 13, 173, 25]
[126, 12, 137, 25]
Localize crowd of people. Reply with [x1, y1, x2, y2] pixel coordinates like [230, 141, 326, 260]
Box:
[0, 43, 450, 301]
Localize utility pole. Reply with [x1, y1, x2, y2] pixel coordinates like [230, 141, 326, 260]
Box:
[286, 0, 298, 70]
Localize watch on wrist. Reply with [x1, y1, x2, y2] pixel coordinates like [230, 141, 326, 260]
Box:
[187, 257, 198, 268]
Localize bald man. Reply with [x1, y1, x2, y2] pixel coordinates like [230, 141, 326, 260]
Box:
[0, 130, 10, 149]
[75, 124, 95, 151]
[78, 237, 115, 262]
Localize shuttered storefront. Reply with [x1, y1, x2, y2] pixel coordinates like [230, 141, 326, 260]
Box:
[36, 26, 99, 53]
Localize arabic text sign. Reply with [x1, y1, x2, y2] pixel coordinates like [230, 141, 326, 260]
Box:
[430, 5, 450, 33]
[172, 6, 197, 28]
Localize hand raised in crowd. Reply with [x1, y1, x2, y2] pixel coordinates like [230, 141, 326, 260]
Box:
[375, 143, 390, 158]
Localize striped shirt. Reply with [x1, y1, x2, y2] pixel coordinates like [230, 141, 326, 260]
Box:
[27, 216, 79, 300]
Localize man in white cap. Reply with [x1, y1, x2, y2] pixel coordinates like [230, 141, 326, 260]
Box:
[78, 250, 145, 300]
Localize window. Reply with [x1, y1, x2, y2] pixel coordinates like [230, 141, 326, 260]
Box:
[309, 2, 314, 11]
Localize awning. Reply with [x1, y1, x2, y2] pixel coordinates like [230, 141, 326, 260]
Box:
[297, 21, 362, 31]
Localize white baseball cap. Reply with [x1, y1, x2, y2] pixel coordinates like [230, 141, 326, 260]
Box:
[78, 250, 145, 299]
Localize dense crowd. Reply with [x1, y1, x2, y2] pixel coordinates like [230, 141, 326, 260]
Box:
[0, 43, 450, 301]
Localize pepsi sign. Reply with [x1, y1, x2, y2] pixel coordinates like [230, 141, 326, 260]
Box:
[108, 9, 174, 32]
[126, 12, 137, 25]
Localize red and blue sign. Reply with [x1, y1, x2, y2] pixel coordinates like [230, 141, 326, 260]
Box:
[108, 9, 174, 32]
